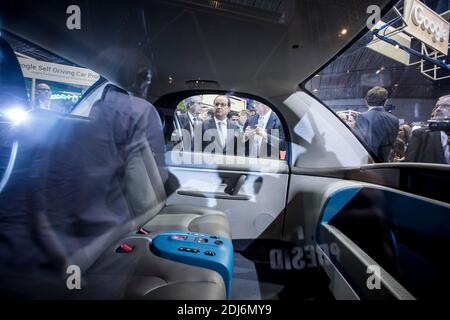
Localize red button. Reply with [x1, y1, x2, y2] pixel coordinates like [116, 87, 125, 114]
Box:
[120, 243, 134, 252]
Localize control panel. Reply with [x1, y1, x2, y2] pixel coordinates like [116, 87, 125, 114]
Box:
[151, 231, 233, 298]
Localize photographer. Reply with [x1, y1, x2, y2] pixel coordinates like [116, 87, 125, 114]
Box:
[405, 95, 450, 164]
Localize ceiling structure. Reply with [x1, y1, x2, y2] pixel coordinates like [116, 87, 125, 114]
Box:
[0, 0, 392, 100]
[305, 0, 450, 104]
[5, 34, 74, 65]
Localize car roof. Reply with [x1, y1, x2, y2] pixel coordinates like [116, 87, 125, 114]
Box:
[1, 0, 393, 99]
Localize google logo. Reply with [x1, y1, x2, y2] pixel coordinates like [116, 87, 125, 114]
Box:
[412, 4, 448, 43]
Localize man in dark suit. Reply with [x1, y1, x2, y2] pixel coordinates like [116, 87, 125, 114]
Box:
[176, 95, 203, 151]
[243, 101, 286, 159]
[355, 86, 399, 162]
[202, 95, 240, 155]
[405, 96, 450, 164]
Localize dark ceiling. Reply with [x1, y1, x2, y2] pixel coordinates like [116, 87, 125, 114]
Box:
[5, 33, 74, 66]
[1, 0, 392, 99]
[305, 0, 450, 102]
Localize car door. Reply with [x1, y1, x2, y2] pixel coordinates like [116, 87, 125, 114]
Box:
[156, 92, 290, 247]
[280, 91, 450, 300]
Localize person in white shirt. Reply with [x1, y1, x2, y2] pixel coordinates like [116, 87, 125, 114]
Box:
[35, 83, 52, 110]
[201, 95, 240, 154]
[179, 95, 203, 131]
[176, 95, 203, 150]
[243, 101, 286, 158]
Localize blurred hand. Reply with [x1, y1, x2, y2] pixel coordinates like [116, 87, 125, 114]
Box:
[244, 127, 255, 140]
[255, 126, 267, 140]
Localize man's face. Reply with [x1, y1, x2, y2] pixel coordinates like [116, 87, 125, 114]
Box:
[213, 96, 230, 120]
[338, 113, 347, 122]
[36, 83, 52, 101]
[434, 97, 450, 119]
[254, 102, 268, 116]
[239, 114, 247, 125]
[187, 96, 203, 116]
[230, 115, 240, 125]
[347, 115, 356, 129]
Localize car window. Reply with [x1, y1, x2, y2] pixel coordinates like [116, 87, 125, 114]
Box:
[167, 94, 287, 165]
[71, 81, 108, 117]
[283, 91, 372, 168]
[305, 1, 450, 165]
[5, 32, 100, 115]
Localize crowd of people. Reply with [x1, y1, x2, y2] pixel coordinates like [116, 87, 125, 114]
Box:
[338, 86, 450, 165]
[174, 88, 449, 165]
[177, 96, 254, 130]
[173, 95, 285, 159]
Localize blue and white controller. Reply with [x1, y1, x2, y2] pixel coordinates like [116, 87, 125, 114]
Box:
[151, 231, 234, 298]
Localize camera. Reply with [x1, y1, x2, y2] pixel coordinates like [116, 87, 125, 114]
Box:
[428, 118, 450, 132]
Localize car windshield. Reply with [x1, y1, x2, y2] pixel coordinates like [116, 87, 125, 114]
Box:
[4, 32, 100, 114]
[305, 0, 450, 165]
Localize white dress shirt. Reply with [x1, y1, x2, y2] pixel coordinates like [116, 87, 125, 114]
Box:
[214, 117, 228, 146]
[188, 112, 197, 125]
[187, 112, 200, 138]
[250, 111, 272, 157]
[258, 110, 272, 129]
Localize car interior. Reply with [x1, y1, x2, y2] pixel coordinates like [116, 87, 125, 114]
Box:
[0, 0, 449, 300]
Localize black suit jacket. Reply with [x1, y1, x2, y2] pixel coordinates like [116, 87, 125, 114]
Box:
[243, 112, 286, 158]
[405, 128, 447, 164]
[202, 118, 240, 155]
[177, 112, 202, 151]
[356, 107, 399, 162]
[178, 113, 197, 132]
